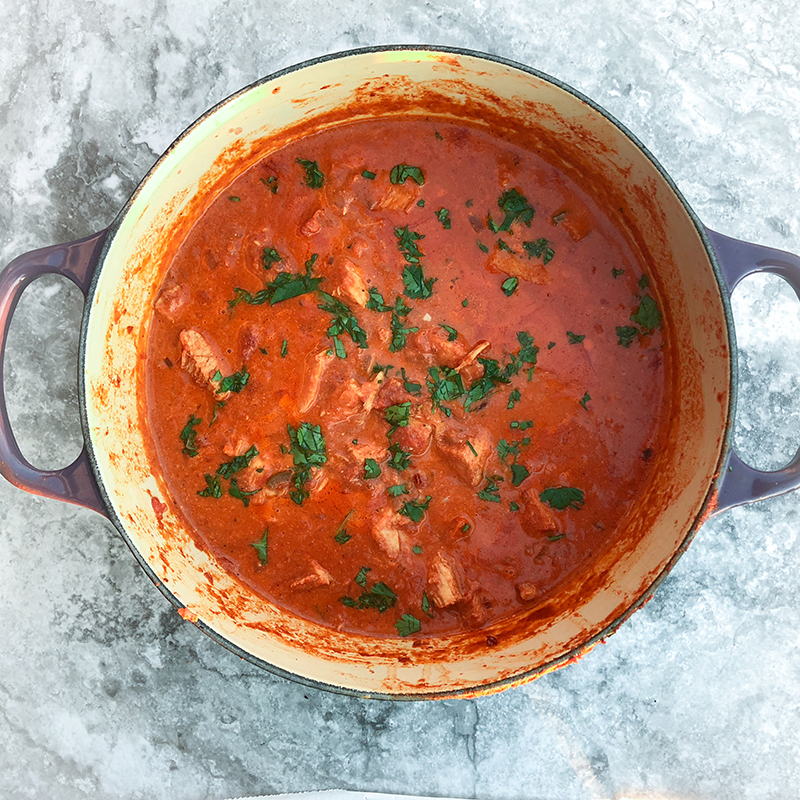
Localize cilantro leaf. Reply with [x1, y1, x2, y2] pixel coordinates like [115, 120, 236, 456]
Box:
[180, 415, 201, 457]
[250, 529, 269, 565]
[402, 264, 436, 300]
[366, 287, 393, 312]
[262, 247, 282, 269]
[395, 225, 425, 263]
[522, 238, 554, 264]
[340, 581, 398, 613]
[464, 357, 510, 411]
[216, 444, 259, 479]
[567, 331, 585, 345]
[439, 323, 458, 341]
[507, 388, 521, 409]
[510, 463, 530, 487]
[213, 367, 250, 395]
[422, 592, 434, 618]
[616, 325, 639, 348]
[494, 188, 535, 233]
[502, 277, 519, 296]
[477, 476, 503, 503]
[229, 477, 261, 506]
[333, 510, 355, 544]
[286, 422, 328, 505]
[400, 367, 422, 395]
[197, 473, 222, 499]
[297, 158, 324, 188]
[390, 164, 425, 185]
[395, 613, 422, 636]
[385, 402, 411, 437]
[355, 566, 372, 587]
[318, 290, 369, 350]
[387, 442, 411, 472]
[540, 486, 585, 510]
[361, 169, 376, 180]
[389, 311, 419, 352]
[631, 295, 662, 332]
[364, 458, 381, 479]
[580, 392, 591, 410]
[229, 265, 323, 308]
[398, 496, 432, 523]
[436, 207, 452, 229]
[427, 365, 465, 412]
[387, 483, 409, 497]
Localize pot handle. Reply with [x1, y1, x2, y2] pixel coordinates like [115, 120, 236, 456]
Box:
[0, 230, 109, 516]
[706, 227, 800, 514]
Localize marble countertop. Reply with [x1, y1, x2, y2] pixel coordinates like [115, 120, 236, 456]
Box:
[2, 2, 800, 799]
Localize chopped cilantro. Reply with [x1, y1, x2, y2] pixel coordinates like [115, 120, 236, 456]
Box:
[214, 367, 250, 394]
[616, 325, 639, 348]
[286, 422, 327, 505]
[502, 276, 519, 296]
[228, 196, 240, 202]
[417, 199, 426, 207]
[439, 324, 458, 342]
[355, 566, 372, 587]
[361, 169, 376, 179]
[365, 287, 393, 312]
[387, 442, 412, 472]
[510, 501, 520, 512]
[477, 241, 489, 254]
[612, 268, 625, 278]
[229, 477, 260, 506]
[297, 158, 324, 188]
[398, 496, 432, 523]
[260, 175, 278, 194]
[318, 290, 369, 350]
[402, 263, 436, 300]
[522, 238, 554, 264]
[390, 164, 425, 185]
[540, 486, 585, 510]
[364, 458, 381, 479]
[510, 463, 530, 487]
[580, 392, 591, 410]
[461, 522, 471, 533]
[180, 415, 201, 457]
[216, 444, 259, 479]
[413, 545, 423, 554]
[427, 365, 465, 412]
[638, 274, 650, 290]
[462, 298, 469, 307]
[334, 510, 355, 544]
[281, 339, 288, 358]
[385, 402, 412, 437]
[466, 441, 478, 457]
[548, 341, 556, 349]
[400, 367, 422, 395]
[387, 483, 409, 497]
[250, 529, 269, 565]
[436, 207, 452, 229]
[510, 420, 533, 430]
[507, 388, 521, 409]
[389, 312, 419, 353]
[229, 260, 323, 307]
[197, 473, 222, 499]
[262, 247, 282, 269]
[422, 592, 434, 618]
[395, 613, 422, 636]
[492, 188, 534, 233]
[478, 476, 503, 503]
[631, 295, 662, 332]
[567, 331, 585, 345]
[464, 357, 510, 411]
[340, 581, 397, 613]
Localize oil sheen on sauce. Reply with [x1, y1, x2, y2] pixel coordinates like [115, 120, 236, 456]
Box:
[145, 117, 667, 639]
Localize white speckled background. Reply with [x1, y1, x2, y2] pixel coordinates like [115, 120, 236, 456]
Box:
[2, 2, 800, 799]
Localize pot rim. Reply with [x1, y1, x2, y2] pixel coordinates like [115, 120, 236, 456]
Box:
[77, 44, 737, 699]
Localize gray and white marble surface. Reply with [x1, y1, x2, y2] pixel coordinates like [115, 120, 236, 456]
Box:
[2, 2, 800, 799]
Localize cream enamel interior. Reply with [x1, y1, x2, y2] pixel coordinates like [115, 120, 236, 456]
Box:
[82, 49, 730, 697]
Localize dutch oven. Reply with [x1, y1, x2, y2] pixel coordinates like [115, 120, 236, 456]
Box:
[2, 46, 800, 699]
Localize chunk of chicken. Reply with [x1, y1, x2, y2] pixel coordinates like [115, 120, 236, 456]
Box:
[433, 423, 493, 488]
[299, 208, 329, 237]
[290, 560, 333, 591]
[395, 416, 433, 456]
[485, 249, 550, 285]
[374, 376, 418, 410]
[155, 283, 190, 320]
[179, 329, 232, 397]
[370, 507, 409, 561]
[405, 326, 471, 369]
[516, 582, 538, 602]
[426, 552, 465, 608]
[333, 373, 384, 418]
[519, 489, 559, 535]
[373, 182, 419, 213]
[332, 258, 370, 306]
[297, 349, 334, 413]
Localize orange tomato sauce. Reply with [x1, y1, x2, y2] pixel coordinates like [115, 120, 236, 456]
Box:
[145, 117, 667, 638]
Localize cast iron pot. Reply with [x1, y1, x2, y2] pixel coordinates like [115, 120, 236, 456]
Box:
[2, 46, 800, 700]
